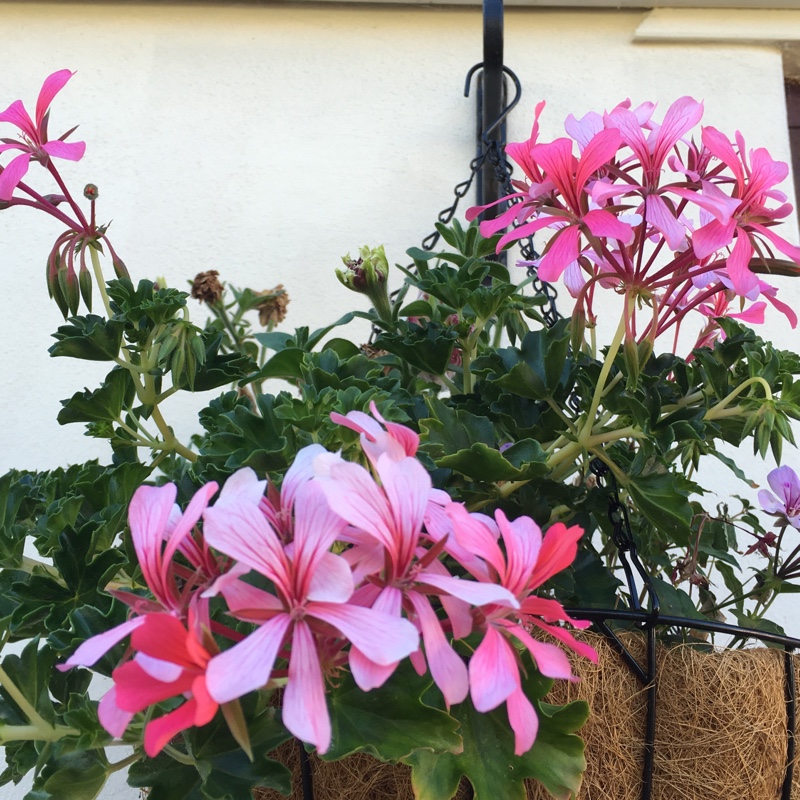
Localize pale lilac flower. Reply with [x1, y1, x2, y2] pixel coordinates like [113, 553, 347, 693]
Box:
[759, 466, 800, 529]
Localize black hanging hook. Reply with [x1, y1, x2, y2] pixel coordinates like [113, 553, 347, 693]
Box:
[463, 62, 522, 145]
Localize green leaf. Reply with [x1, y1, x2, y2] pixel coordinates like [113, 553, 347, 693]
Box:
[35, 751, 108, 800]
[57, 368, 135, 425]
[406, 669, 588, 800]
[374, 322, 457, 377]
[647, 577, 707, 621]
[626, 472, 693, 547]
[49, 316, 124, 361]
[437, 440, 548, 482]
[324, 661, 462, 762]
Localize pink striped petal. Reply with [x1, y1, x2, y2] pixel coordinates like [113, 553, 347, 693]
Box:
[651, 97, 703, 170]
[527, 617, 598, 663]
[751, 223, 800, 265]
[59, 616, 145, 670]
[529, 523, 584, 589]
[408, 592, 468, 706]
[469, 626, 519, 712]
[417, 570, 517, 609]
[495, 510, 541, 596]
[583, 209, 634, 244]
[673, 181, 741, 224]
[445, 502, 505, 578]
[564, 111, 604, 151]
[306, 552, 354, 603]
[163, 481, 218, 570]
[349, 587, 403, 690]
[502, 621, 576, 679]
[702, 126, 744, 184]
[693, 218, 736, 259]
[575, 128, 622, 192]
[283, 621, 331, 752]
[644, 193, 685, 251]
[129, 483, 177, 601]
[309, 602, 418, 666]
[726, 232, 757, 296]
[496, 214, 560, 252]
[205, 614, 291, 704]
[507, 687, 539, 755]
[281, 444, 329, 514]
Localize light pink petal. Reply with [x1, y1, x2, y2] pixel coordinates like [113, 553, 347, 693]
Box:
[693, 218, 737, 259]
[495, 510, 542, 597]
[135, 652, 185, 683]
[309, 602, 418, 665]
[306, 551, 354, 603]
[41, 139, 85, 162]
[537, 226, 581, 283]
[507, 687, 539, 756]
[759, 490, 785, 514]
[526, 617, 599, 663]
[281, 444, 329, 514]
[563, 260, 586, 299]
[35, 69, 74, 129]
[745, 148, 789, 203]
[469, 626, 519, 712]
[728, 301, 765, 324]
[0, 152, 31, 201]
[283, 621, 331, 752]
[97, 687, 134, 739]
[645, 193, 686, 251]
[417, 570, 518, 609]
[59, 616, 145, 670]
[214, 576, 284, 621]
[292, 481, 347, 596]
[0, 99, 36, 140]
[349, 587, 403, 690]
[215, 467, 267, 507]
[163, 481, 219, 569]
[408, 592, 468, 706]
[762, 287, 798, 328]
[652, 96, 703, 170]
[564, 111, 603, 151]
[673, 180, 741, 224]
[206, 614, 291, 704]
[144, 700, 197, 758]
[588, 180, 630, 205]
[603, 107, 649, 167]
[374, 455, 430, 570]
[203, 496, 290, 594]
[445, 502, 506, 578]
[129, 483, 177, 600]
[321, 461, 396, 555]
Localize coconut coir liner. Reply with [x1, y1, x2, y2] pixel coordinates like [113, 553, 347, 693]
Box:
[253, 632, 796, 800]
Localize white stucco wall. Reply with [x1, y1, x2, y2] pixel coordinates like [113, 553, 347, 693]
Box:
[0, 3, 799, 797]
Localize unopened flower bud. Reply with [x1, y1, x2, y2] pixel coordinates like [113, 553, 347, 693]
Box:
[191, 270, 224, 305]
[83, 184, 99, 200]
[336, 245, 392, 322]
[112, 255, 130, 280]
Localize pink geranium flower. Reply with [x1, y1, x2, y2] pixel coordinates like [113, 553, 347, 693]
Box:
[0, 69, 85, 200]
[447, 504, 597, 755]
[202, 468, 420, 753]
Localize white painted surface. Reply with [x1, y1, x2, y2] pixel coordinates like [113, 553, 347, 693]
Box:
[0, 3, 799, 797]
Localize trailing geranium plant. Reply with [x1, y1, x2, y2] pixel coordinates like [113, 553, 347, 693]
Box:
[1, 71, 800, 800]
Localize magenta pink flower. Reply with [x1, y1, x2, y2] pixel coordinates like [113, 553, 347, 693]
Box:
[331, 401, 419, 466]
[447, 504, 597, 755]
[0, 69, 85, 201]
[202, 468, 420, 753]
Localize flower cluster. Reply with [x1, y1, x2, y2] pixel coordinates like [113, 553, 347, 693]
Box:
[469, 98, 799, 354]
[62, 404, 596, 758]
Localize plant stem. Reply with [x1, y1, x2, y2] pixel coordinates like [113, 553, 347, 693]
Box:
[704, 377, 773, 421]
[88, 245, 114, 318]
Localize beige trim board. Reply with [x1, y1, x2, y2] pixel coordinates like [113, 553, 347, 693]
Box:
[634, 7, 800, 42]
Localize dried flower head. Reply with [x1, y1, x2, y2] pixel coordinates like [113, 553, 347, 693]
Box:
[256, 284, 289, 327]
[191, 270, 223, 305]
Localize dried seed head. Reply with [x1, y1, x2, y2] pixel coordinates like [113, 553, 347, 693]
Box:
[191, 270, 224, 305]
[256, 284, 290, 327]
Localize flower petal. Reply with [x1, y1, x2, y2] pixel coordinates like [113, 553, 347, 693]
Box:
[59, 616, 145, 670]
[0, 152, 31, 201]
[35, 69, 74, 130]
[283, 620, 331, 753]
[144, 700, 197, 758]
[469, 626, 519, 712]
[507, 686, 539, 756]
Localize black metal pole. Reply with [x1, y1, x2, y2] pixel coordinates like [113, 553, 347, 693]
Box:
[476, 0, 504, 214]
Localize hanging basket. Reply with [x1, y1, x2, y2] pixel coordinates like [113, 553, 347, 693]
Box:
[253, 632, 798, 800]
